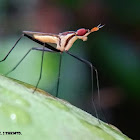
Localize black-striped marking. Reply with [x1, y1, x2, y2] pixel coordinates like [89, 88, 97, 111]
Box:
[64, 34, 76, 47]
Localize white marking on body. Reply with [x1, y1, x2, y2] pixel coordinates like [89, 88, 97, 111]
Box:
[64, 36, 78, 51]
[33, 35, 58, 44]
[57, 33, 76, 52]
[78, 36, 88, 41]
[64, 36, 88, 51]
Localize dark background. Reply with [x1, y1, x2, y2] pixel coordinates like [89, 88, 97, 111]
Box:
[0, 0, 140, 139]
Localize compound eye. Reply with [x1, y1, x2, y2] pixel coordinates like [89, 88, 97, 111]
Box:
[77, 28, 88, 36]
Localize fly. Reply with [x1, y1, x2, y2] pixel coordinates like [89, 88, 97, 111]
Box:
[0, 24, 104, 121]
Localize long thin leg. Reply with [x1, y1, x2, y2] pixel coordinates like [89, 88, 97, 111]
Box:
[5, 47, 56, 76]
[65, 51, 100, 121]
[56, 52, 62, 97]
[33, 46, 59, 93]
[0, 32, 60, 93]
[5, 47, 58, 92]
[33, 45, 45, 93]
[0, 34, 24, 62]
[0, 33, 59, 63]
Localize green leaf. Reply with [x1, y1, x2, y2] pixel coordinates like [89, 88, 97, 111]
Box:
[0, 75, 132, 140]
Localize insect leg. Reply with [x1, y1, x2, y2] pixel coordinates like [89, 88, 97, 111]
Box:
[33, 47, 60, 93]
[65, 51, 100, 122]
[33, 45, 45, 93]
[0, 34, 24, 62]
[56, 52, 62, 97]
[5, 47, 55, 76]
[0, 33, 59, 63]
[4, 47, 58, 92]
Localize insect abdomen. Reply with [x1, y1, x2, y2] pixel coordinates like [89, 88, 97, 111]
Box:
[33, 35, 58, 44]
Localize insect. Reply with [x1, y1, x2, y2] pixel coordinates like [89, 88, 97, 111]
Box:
[0, 24, 104, 120]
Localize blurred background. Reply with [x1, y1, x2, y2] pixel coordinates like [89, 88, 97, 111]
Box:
[0, 0, 140, 139]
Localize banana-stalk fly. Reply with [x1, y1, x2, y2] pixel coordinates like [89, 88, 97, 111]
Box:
[0, 24, 104, 121]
